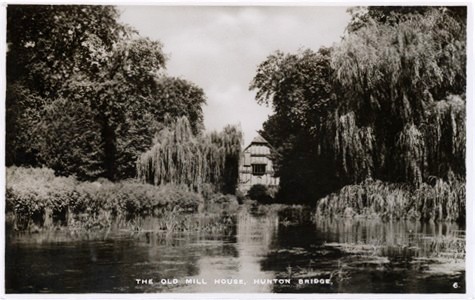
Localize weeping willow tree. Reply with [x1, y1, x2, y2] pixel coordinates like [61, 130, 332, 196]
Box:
[136, 116, 242, 193]
[331, 7, 466, 185]
[251, 7, 466, 209]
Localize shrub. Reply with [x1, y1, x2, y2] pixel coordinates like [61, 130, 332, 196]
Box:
[247, 184, 274, 204]
[6, 167, 206, 230]
[6, 167, 77, 229]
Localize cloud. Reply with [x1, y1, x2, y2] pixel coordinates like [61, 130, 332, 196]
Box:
[119, 6, 350, 144]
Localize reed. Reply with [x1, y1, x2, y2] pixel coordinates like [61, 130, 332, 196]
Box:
[315, 176, 465, 222]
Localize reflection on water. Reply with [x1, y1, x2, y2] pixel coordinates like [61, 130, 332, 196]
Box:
[5, 204, 465, 293]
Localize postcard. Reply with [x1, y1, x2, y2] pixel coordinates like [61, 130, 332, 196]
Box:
[2, 2, 472, 299]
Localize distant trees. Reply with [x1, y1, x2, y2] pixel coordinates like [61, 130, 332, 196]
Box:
[251, 7, 466, 204]
[7, 5, 206, 181]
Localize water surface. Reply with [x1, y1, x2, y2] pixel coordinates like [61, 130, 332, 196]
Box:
[5, 205, 465, 293]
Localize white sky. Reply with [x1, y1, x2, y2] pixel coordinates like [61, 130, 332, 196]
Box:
[119, 6, 351, 145]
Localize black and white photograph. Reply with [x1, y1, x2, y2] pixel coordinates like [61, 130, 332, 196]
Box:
[2, 2, 472, 297]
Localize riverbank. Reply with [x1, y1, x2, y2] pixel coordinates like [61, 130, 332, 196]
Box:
[6, 167, 239, 232]
[7, 166, 466, 233]
[315, 177, 465, 223]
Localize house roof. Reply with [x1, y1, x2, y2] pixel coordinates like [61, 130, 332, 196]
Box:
[250, 134, 269, 145]
[243, 134, 271, 151]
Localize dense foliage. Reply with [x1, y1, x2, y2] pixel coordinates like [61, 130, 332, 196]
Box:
[6, 5, 206, 180]
[251, 7, 466, 211]
[6, 167, 205, 230]
[6, 6, 243, 231]
[251, 48, 339, 201]
[137, 116, 242, 194]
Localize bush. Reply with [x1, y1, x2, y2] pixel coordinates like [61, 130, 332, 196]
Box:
[6, 167, 77, 229]
[5, 167, 206, 230]
[247, 184, 274, 204]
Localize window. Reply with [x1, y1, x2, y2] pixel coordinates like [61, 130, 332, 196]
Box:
[252, 164, 266, 176]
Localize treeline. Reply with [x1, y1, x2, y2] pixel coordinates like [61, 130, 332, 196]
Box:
[6, 6, 212, 181]
[251, 6, 466, 220]
[6, 6, 245, 231]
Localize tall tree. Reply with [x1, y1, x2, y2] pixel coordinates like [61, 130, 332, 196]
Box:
[6, 5, 128, 167]
[250, 48, 340, 202]
[7, 5, 207, 181]
[251, 7, 466, 203]
[332, 6, 466, 183]
[7, 5, 128, 96]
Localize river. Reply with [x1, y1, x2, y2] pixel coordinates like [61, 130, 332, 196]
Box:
[5, 204, 465, 293]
